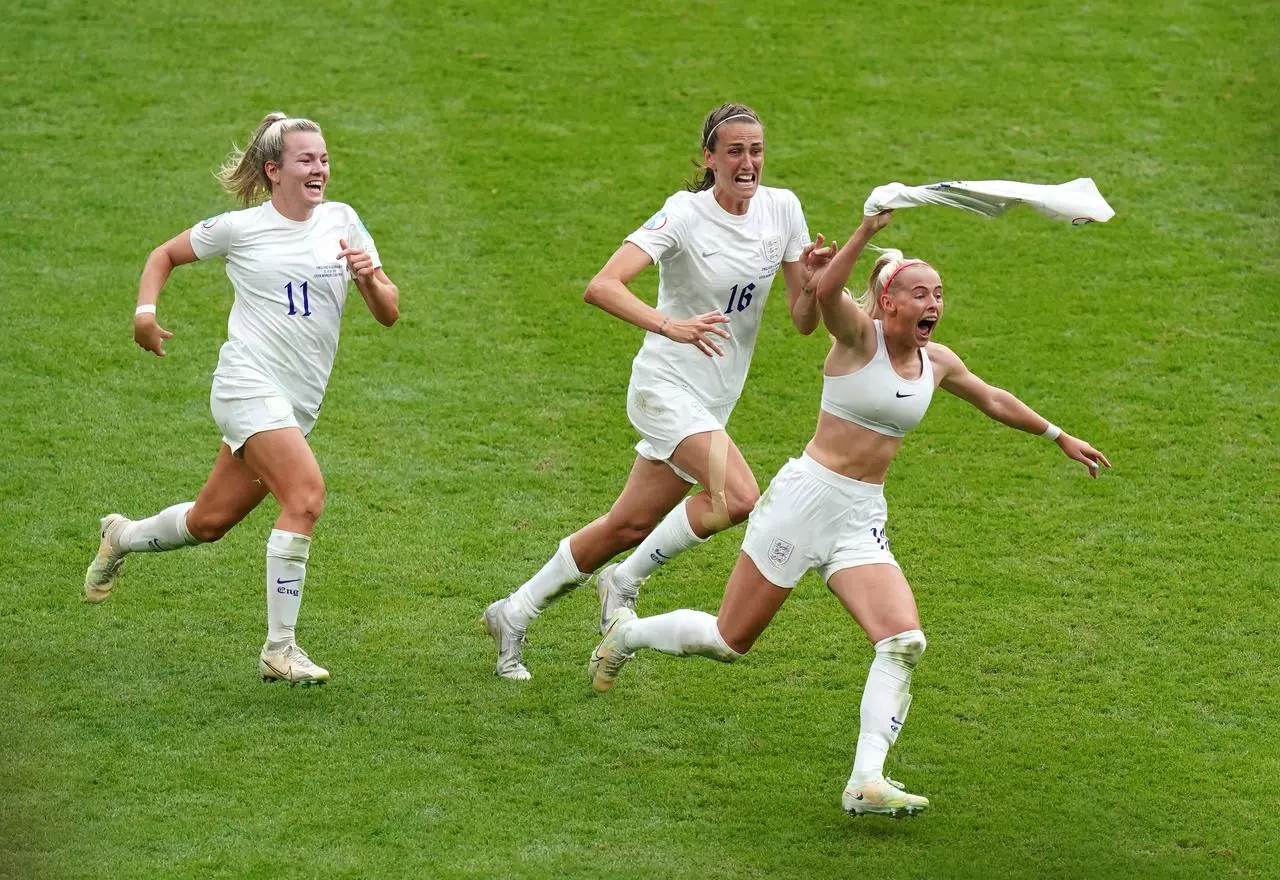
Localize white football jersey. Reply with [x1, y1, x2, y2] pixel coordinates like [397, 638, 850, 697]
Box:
[625, 186, 809, 407]
[189, 201, 381, 419]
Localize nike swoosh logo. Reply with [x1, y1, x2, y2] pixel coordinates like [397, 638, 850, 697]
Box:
[895, 392, 915, 398]
[276, 577, 303, 585]
[891, 715, 905, 726]
[701, 249, 720, 257]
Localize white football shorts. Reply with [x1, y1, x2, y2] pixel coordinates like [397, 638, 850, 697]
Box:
[210, 381, 316, 455]
[742, 453, 898, 588]
[627, 377, 734, 484]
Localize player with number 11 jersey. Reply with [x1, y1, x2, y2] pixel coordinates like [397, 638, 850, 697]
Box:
[191, 199, 380, 426]
[83, 113, 400, 686]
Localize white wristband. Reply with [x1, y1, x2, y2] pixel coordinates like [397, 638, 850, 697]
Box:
[1041, 423, 1061, 441]
[135, 304, 157, 316]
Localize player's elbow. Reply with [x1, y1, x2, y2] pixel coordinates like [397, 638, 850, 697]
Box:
[983, 389, 1015, 421]
[583, 273, 614, 307]
[147, 245, 173, 272]
[790, 311, 818, 336]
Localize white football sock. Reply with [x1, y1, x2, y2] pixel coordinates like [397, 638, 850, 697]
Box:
[506, 537, 590, 627]
[115, 502, 199, 552]
[614, 499, 707, 592]
[265, 529, 311, 647]
[849, 629, 927, 785]
[621, 609, 741, 662]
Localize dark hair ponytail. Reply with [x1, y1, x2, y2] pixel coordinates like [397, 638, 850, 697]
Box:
[686, 102, 762, 192]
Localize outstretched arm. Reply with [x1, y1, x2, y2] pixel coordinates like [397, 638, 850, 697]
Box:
[584, 242, 731, 358]
[931, 343, 1112, 477]
[134, 230, 199, 357]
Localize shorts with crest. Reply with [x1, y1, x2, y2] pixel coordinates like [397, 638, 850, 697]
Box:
[742, 453, 898, 588]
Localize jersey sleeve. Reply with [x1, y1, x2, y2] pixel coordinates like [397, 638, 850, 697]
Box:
[782, 190, 810, 262]
[344, 206, 382, 270]
[189, 212, 235, 260]
[624, 193, 689, 264]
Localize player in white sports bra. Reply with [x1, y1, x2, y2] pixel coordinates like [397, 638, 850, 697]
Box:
[589, 210, 1110, 819]
[82, 113, 401, 685]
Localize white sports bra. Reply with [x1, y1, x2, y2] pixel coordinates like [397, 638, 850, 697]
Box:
[820, 320, 934, 438]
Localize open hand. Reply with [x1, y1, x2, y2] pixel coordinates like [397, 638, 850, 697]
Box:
[1058, 434, 1111, 478]
[800, 233, 837, 287]
[134, 313, 173, 357]
[659, 311, 732, 357]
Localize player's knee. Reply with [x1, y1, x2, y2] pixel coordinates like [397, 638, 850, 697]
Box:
[283, 484, 326, 527]
[719, 634, 752, 658]
[724, 482, 761, 525]
[606, 510, 660, 547]
[716, 620, 755, 659]
[185, 509, 233, 543]
[877, 629, 927, 668]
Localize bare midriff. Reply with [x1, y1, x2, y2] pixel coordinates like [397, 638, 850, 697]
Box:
[803, 409, 903, 484]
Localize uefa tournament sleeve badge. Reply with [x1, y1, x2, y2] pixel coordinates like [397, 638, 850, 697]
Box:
[642, 210, 668, 231]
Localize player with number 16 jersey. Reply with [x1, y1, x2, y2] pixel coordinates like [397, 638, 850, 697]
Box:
[484, 103, 835, 681]
[626, 183, 807, 411]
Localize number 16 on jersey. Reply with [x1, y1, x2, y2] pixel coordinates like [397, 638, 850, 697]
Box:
[725, 282, 755, 314]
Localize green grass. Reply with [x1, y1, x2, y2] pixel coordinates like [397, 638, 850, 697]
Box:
[2, 0, 1277, 877]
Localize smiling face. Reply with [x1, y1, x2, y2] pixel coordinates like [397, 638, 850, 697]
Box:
[704, 121, 764, 206]
[881, 263, 944, 347]
[264, 130, 329, 214]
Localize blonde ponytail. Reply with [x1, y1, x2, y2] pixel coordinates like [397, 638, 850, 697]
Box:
[856, 248, 930, 319]
[216, 112, 322, 207]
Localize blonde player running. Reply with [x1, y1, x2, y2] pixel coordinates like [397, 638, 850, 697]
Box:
[589, 211, 1110, 816]
[83, 113, 400, 684]
[484, 103, 834, 680]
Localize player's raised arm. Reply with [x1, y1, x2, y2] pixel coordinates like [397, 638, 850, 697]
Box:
[814, 212, 894, 345]
[781, 233, 835, 336]
[134, 230, 199, 357]
[931, 342, 1112, 476]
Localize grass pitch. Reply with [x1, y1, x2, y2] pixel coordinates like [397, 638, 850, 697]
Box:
[1, 1, 1277, 877]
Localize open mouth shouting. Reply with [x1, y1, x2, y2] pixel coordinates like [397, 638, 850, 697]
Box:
[916, 316, 938, 343]
[304, 178, 326, 198]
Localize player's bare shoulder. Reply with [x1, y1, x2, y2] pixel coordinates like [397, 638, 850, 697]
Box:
[924, 341, 964, 381]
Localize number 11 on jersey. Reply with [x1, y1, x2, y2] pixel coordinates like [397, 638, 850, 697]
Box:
[284, 281, 311, 317]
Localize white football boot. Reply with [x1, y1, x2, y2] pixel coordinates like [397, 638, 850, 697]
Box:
[595, 563, 640, 635]
[588, 607, 636, 692]
[84, 514, 129, 604]
[842, 776, 929, 818]
[259, 642, 330, 685]
[483, 598, 531, 681]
